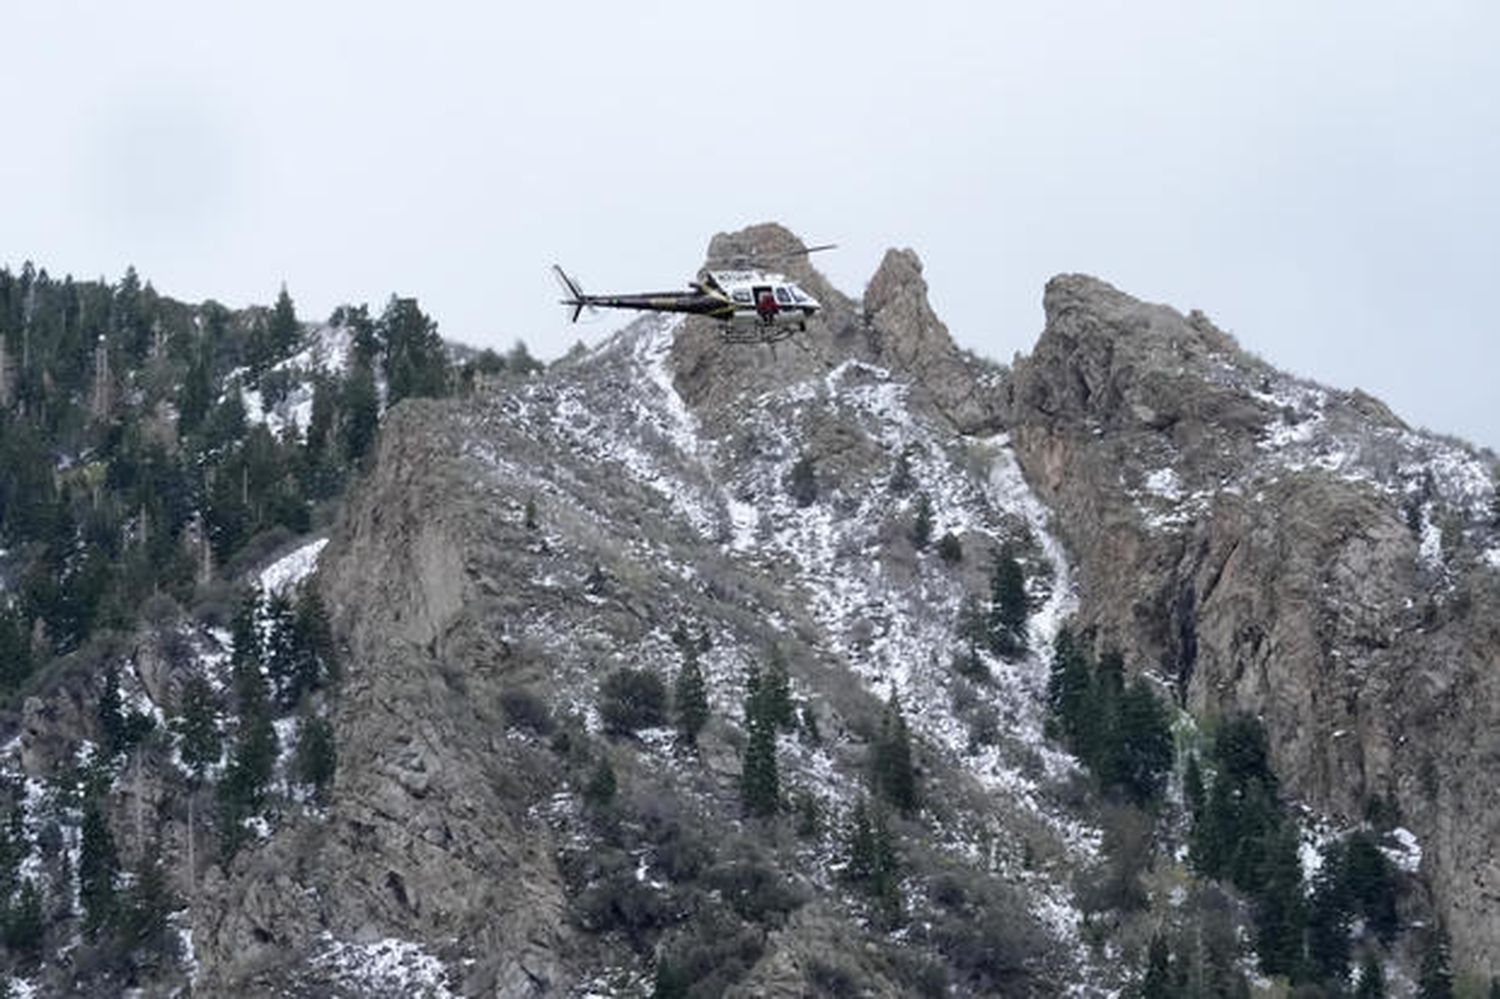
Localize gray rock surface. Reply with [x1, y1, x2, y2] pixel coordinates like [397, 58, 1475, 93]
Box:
[1008, 273, 1500, 975]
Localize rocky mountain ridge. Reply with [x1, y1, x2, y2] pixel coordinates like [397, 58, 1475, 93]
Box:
[3, 225, 1496, 995]
[1007, 271, 1500, 973]
[196, 225, 1500, 992]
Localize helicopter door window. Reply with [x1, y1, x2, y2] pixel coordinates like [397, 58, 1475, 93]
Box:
[753, 286, 778, 318]
[732, 290, 752, 303]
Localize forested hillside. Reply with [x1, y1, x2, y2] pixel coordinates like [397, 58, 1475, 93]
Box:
[0, 261, 540, 993]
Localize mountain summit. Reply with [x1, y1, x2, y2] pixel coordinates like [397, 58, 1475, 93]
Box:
[2, 230, 1496, 994]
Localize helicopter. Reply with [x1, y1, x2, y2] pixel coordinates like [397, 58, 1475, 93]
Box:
[553, 244, 835, 344]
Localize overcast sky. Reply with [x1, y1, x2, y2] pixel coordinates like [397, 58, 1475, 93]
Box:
[5, 2, 1497, 448]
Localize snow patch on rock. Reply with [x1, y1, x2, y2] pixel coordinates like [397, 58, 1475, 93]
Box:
[259, 537, 329, 595]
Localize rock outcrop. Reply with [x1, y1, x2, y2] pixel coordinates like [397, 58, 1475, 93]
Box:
[1008, 274, 1500, 974]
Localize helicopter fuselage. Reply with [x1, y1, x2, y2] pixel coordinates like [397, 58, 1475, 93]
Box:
[554, 264, 820, 340]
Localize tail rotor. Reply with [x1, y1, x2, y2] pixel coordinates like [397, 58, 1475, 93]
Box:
[552, 265, 593, 323]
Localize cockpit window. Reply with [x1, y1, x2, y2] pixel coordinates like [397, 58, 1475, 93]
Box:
[787, 284, 809, 303]
[774, 287, 793, 305]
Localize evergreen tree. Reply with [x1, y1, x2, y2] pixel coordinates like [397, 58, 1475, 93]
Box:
[1251, 824, 1305, 979]
[0, 608, 33, 695]
[936, 531, 963, 564]
[1353, 952, 1386, 999]
[583, 755, 616, 808]
[1184, 753, 1206, 823]
[97, 661, 126, 754]
[909, 492, 934, 551]
[787, 454, 817, 507]
[1046, 626, 1091, 746]
[844, 798, 876, 884]
[1305, 840, 1353, 984]
[1139, 933, 1174, 999]
[79, 796, 118, 938]
[3, 878, 44, 963]
[342, 359, 380, 464]
[177, 345, 213, 435]
[1417, 927, 1453, 999]
[872, 691, 917, 814]
[673, 645, 709, 747]
[379, 296, 449, 405]
[219, 648, 278, 861]
[269, 284, 300, 358]
[174, 672, 222, 780]
[229, 584, 263, 668]
[740, 714, 779, 817]
[760, 649, 795, 732]
[1345, 831, 1399, 944]
[843, 798, 900, 926]
[263, 589, 299, 707]
[988, 547, 1029, 658]
[294, 710, 337, 803]
[290, 585, 336, 698]
[1109, 678, 1174, 805]
[888, 450, 914, 494]
[121, 835, 176, 967]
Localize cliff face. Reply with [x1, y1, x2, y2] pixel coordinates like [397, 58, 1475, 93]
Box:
[191, 226, 1104, 995]
[26, 227, 1493, 994]
[1008, 274, 1500, 973]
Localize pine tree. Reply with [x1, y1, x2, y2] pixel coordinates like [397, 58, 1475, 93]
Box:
[97, 661, 126, 754]
[787, 454, 817, 507]
[1345, 830, 1399, 944]
[988, 547, 1029, 658]
[290, 585, 336, 697]
[177, 345, 213, 435]
[888, 450, 914, 494]
[909, 492, 934, 551]
[121, 835, 176, 966]
[295, 709, 337, 803]
[3, 878, 44, 963]
[1109, 678, 1173, 805]
[740, 715, 779, 817]
[872, 691, 917, 814]
[342, 359, 380, 464]
[269, 284, 299, 358]
[1140, 933, 1173, 999]
[761, 649, 795, 732]
[1305, 840, 1353, 984]
[1251, 824, 1305, 979]
[1045, 626, 1091, 747]
[936, 531, 963, 564]
[844, 799, 876, 884]
[1417, 927, 1454, 999]
[1353, 952, 1386, 999]
[79, 796, 118, 938]
[230, 584, 263, 668]
[174, 672, 222, 780]
[673, 645, 709, 747]
[263, 589, 299, 707]
[380, 296, 449, 405]
[1184, 753, 1206, 823]
[584, 755, 616, 808]
[843, 799, 900, 926]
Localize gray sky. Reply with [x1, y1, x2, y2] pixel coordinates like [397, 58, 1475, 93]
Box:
[5, 2, 1497, 448]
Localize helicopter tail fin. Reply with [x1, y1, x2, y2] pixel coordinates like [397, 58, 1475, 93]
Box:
[552, 265, 589, 323]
